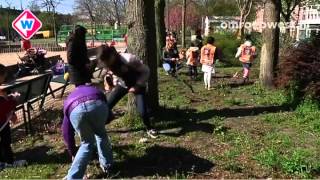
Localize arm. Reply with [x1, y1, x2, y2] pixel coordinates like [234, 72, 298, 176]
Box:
[62, 115, 77, 157]
[235, 47, 242, 58]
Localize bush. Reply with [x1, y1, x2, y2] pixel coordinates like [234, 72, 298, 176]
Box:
[276, 33, 320, 103]
[206, 32, 241, 67]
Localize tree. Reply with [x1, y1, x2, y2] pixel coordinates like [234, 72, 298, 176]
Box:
[181, 0, 186, 48]
[259, 0, 281, 88]
[28, 0, 41, 12]
[155, 0, 166, 66]
[38, 0, 62, 45]
[75, 0, 96, 46]
[236, 0, 253, 39]
[126, 0, 159, 115]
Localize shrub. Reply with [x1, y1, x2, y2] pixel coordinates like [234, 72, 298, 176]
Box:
[276, 32, 320, 103]
[206, 32, 241, 66]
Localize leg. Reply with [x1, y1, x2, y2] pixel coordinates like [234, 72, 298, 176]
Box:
[106, 85, 128, 110]
[193, 66, 197, 77]
[188, 65, 192, 77]
[67, 104, 95, 180]
[87, 102, 113, 168]
[135, 92, 152, 130]
[207, 70, 212, 89]
[203, 72, 208, 88]
[0, 124, 14, 164]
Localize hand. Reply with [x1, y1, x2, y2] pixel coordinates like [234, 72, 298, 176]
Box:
[9, 92, 21, 100]
[129, 87, 136, 93]
[72, 156, 75, 161]
[11, 113, 18, 124]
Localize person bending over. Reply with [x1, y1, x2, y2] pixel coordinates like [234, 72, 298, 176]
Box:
[97, 45, 158, 139]
[62, 85, 112, 179]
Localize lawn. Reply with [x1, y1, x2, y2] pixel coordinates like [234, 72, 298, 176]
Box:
[1, 66, 320, 179]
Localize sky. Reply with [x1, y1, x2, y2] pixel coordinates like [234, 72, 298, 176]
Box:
[0, 0, 75, 14]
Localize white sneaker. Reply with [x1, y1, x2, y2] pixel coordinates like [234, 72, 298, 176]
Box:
[147, 129, 158, 139]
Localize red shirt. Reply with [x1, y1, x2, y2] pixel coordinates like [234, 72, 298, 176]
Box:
[0, 96, 17, 124]
[22, 40, 31, 51]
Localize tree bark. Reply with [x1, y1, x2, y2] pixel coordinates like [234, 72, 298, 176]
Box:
[126, 0, 159, 116]
[155, 0, 166, 66]
[181, 0, 186, 48]
[259, 0, 281, 88]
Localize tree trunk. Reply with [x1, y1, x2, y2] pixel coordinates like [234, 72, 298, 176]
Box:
[126, 0, 159, 117]
[155, 0, 166, 67]
[53, 8, 58, 46]
[259, 0, 281, 88]
[181, 0, 186, 48]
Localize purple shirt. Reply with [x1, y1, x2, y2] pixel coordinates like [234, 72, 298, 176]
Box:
[62, 85, 106, 156]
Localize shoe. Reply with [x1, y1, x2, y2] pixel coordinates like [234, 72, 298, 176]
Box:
[100, 164, 112, 174]
[0, 162, 5, 171]
[6, 160, 28, 168]
[147, 129, 158, 139]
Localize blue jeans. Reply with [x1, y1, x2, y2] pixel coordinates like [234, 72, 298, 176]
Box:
[67, 100, 112, 179]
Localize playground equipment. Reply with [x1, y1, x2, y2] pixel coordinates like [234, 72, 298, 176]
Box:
[57, 24, 127, 43]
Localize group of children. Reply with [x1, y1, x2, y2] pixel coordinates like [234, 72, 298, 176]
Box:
[0, 26, 257, 179]
[162, 33, 257, 90]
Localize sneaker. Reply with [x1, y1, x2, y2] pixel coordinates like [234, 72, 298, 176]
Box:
[100, 164, 112, 175]
[6, 160, 28, 168]
[0, 162, 5, 171]
[147, 129, 158, 139]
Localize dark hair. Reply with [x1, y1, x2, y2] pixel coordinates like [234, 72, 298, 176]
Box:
[190, 42, 195, 47]
[0, 64, 6, 77]
[98, 45, 118, 65]
[207, 37, 215, 44]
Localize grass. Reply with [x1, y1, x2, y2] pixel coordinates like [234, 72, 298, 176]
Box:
[1, 67, 320, 178]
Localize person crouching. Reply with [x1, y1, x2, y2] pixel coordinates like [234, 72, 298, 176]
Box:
[62, 85, 112, 179]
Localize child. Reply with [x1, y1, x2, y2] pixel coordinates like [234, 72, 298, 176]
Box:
[62, 85, 112, 179]
[98, 45, 158, 139]
[235, 40, 257, 83]
[0, 64, 27, 170]
[186, 43, 199, 79]
[177, 49, 187, 71]
[200, 37, 217, 90]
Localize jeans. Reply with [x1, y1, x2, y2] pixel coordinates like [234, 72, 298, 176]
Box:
[0, 123, 14, 164]
[67, 100, 112, 179]
[107, 85, 152, 129]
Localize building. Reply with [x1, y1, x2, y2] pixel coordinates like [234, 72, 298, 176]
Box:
[203, 16, 240, 36]
[295, 4, 320, 40]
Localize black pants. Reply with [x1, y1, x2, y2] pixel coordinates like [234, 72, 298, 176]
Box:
[107, 85, 152, 130]
[0, 123, 14, 164]
[188, 65, 198, 78]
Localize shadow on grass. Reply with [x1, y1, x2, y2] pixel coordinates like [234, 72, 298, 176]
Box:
[153, 105, 290, 136]
[104, 145, 214, 178]
[14, 145, 70, 164]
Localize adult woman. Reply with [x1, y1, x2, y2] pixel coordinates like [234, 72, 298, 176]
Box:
[162, 42, 179, 76]
[62, 85, 112, 179]
[66, 25, 92, 86]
